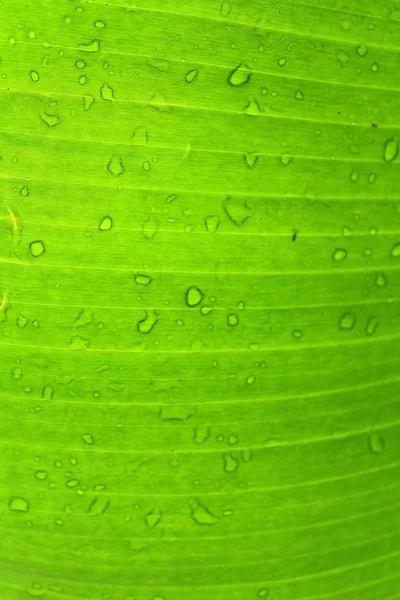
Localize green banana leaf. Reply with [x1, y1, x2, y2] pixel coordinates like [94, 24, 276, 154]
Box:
[1, 0, 400, 598]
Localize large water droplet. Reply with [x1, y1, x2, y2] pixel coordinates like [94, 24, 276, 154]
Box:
[228, 63, 252, 86]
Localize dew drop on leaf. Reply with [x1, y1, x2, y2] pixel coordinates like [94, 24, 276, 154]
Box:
[228, 63, 252, 86]
[186, 286, 204, 307]
[42, 385, 54, 400]
[339, 313, 356, 330]
[9, 497, 30, 512]
[137, 310, 158, 334]
[145, 507, 162, 528]
[134, 273, 152, 286]
[227, 313, 239, 326]
[205, 215, 220, 232]
[391, 242, 400, 258]
[185, 69, 199, 83]
[384, 139, 399, 162]
[100, 83, 115, 101]
[17, 315, 28, 328]
[369, 432, 385, 454]
[107, 156, 125, 177]
[30, 240, 45, 257]
[81, 433, 94, 445]
[99, 216, 113, 231]
[131, 126, 148, 145]
[365, 316, 379, 336]
[223, 454, 239, 473]
[244, 152, 259, 168]
[30, 70, 39, 82]
[78, 39, 100, 52]
[191, 500, 218, 525]
[332, 248, 347, 261]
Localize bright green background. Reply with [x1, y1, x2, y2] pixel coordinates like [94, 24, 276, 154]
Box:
[1, 0, 400, 598]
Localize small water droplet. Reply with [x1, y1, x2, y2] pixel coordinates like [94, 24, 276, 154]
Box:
[131, 126, 148, 145]
[35, 470, 47, 480]
[75, 59, 86, 69]
[142, 214, 159, 239]
[30, 240, 45, 257]
[186, 286, 204, 307]
[81, 433, 94, 445]
[94, 20, 106, 28]
[365, 316, 379, 336]
[193, 425, 211, 444]
[107, 156, 124, 177]
[66, 479, 80, 488]
[375, 272, 387, 287]
[134, 273, 152, 286]
[30, 70, 39, 82]
[227, 313, 239, 326]
[333, 248, 347, 261]
[350, 169, 359, 183]
[12, 367, 22, 379]
[88, 497, 110, 515]
[278, 57, 286, 67]
[337, 50, 349, 66]
[78, 75, 87, 85]
[371, 62, 379, 72]
[200, 305, 213, 315]
[244, 97, 263, 116]
[99, 216, 113, 230]
[244, 152, 259, 168]
[40, 111, 61, 128]
[384, 139, 398, 162]
[69, 335, 90, 349]
[100, 83, 114, 101]
[356, 43, 368, 57]
[228, 63, 252, 86]
[9, 497, 30, 512]
[83, 94, 95, 111]
[20, 185, 29, 197]
[223, 453, 238, 473]
[185, 69, 199, 83]
[246, 375, 256, 385]
[78, 39, 100, 52]
[339, 312, 356, 330]
[205, 215, 220, 232]
[41, 385, 54, 400]
[223, 196, 251, 226]
[391, 242, 400, 258]
[220, 0, 231, 16]
[295, 90, 304, 100]
[17, 315, 28, 328]
[369, 431, 385, 454]
[280, 153, 292, 166]
[191, 500, 218, 525]
[137, 310, 158, 334]
[144, 507, 162, 528]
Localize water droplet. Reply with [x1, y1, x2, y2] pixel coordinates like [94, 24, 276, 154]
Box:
[78, 75, 87, 85]
[12, 367, 22, 379]
[69, 335, 90, 349]
[258, 588, 271, 599]
[244, 97, 262, 116]
[205, 215, 220, 232]
[74, 309, 93, 327]
[88, 497, 110, 515]
[20, 185, 29, 197]
[223, 196, 251, 226]
[223, 453, 238, 473]
[391, 242, 400, 258]
[83, 94, 95, 111]
[295, 90, 304, 100]
[186, 286, 204, 307]
[375, 272, 387, 287]
[142, 161, 151, 171]
[240, 146, 260, 171]
[30, 70, 39, 82]
[200, 305, 213, 315]
[99, 216, 113, 231]
[150, 91, 173, 113]
[220, 0, 231, 16]
[191, 500, 218, 525]
[81, 433, 94, 445]
[350, 169, 359, 183]
[185, 69, 198, 83]
[369, 432, 385, 454]
[194, 425, 211, 444]
[142, 214, 159, 239]
[78, 39, 100, 52]
[368, 172, 377, 184]
[55, 519, 64, 527]
[280, 153, 292, 166]
[41, 385, 54, 400]
[9, 497, 29, 512]
[35, 470, 47, 480]
[228, 434, 238, 445]
[30, 240, 45, 257]
[242, 448, 253, 462]
[337, 50, 349, 66]
[107, 156, 124, 177]
[371, 62, 379, 72]
[94, 20, 106, 28]
[40, 111, 61, 128]
[384, 139, 398, 162]
[332, 248, 347, 261]
[278, 57, 286, 67]
[137, 310, 158, 334]
[356, 43, 368, 57]
[145, 507, 162, 528]
[131, 126, 148, 145]
[228, 63, 252, 86]
[100, 83, 114, 101]
[17, 315, 28, 328]
[339, 312, 356, 330]
[365, 316, 379, 336]
[75, 59, 86, 69]
[227, 313, 239, 326]
[246, 375, 256, 385]
[134, 273, 152, 286]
